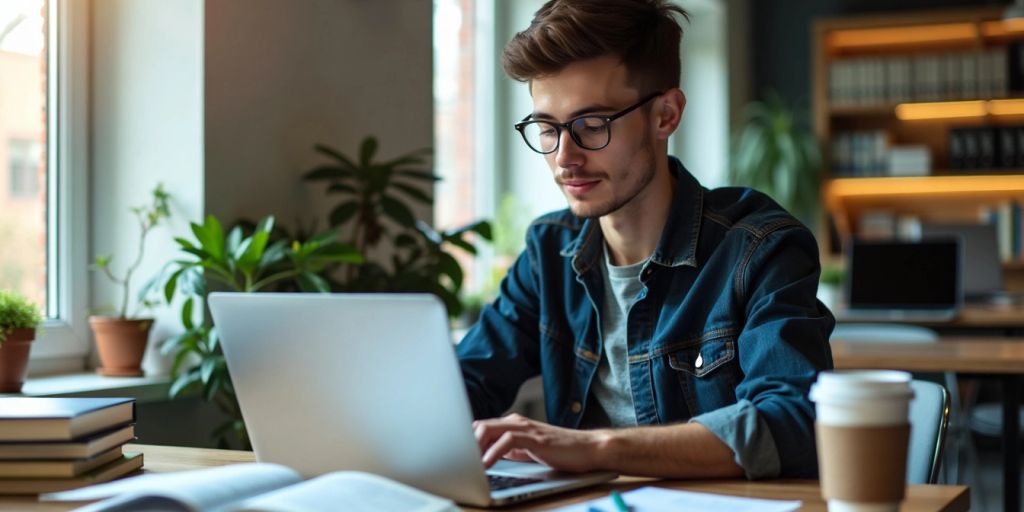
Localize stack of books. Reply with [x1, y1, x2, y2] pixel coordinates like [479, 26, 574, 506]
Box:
[0, 397, 143, 494]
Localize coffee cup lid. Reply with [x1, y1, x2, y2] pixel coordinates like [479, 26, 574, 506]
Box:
[810, 370, 913, 403]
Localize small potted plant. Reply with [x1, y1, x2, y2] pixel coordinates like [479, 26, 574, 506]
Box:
[0, 290, 43, 392]
[90, 184, 170, 376]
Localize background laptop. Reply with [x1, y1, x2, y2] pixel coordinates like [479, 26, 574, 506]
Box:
[842, 239, 961, 321]
[208, 292, 616, 507]
[920, 223, 1009, 303]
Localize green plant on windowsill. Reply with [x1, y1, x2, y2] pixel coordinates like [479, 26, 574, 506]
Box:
[729, 92, 822, 223]
[156, 216, 362, 447]
[303, 136, 492, 317]
[89, 184, 171, 377]
[0, 290, 43, 392]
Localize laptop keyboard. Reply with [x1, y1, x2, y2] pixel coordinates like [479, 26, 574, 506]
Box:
[487, 474, 544, 490]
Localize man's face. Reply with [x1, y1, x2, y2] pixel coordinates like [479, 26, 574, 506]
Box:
[529, 56, 659, 219]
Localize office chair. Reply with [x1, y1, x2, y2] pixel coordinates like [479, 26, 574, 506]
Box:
[830, 323, 965, 483]
[907, 380, 951, 484]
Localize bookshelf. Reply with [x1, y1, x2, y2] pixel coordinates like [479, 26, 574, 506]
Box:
[813, 7, 1024, 285]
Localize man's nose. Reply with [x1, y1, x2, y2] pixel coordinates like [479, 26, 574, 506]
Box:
[554, 128, 584, 169]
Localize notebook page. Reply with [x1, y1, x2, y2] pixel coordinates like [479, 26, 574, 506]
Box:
[235, 471, 457, 512]
[41, 463, 302, 512]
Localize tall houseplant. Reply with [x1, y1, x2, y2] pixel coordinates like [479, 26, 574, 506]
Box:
[304, 137, 492, 316]
[90, 184, 170, 376]
[729, 93, 823, 223]
[160, 216, 361, 447]
[0, 290, 43, 392]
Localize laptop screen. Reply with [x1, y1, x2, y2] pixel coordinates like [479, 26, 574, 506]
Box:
[848, 239, 960, 310]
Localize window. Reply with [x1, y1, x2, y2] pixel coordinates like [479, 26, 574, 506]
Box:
[1, 0, 90, 372]
[8, 139, 41, 198]
[0, 2, 47, 307]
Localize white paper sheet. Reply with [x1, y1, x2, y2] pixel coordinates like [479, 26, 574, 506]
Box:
[552, 486, 802, 512]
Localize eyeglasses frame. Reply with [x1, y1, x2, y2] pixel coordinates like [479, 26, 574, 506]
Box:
[513, 91, 664, 155]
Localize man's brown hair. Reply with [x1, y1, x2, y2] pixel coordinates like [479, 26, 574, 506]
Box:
[502, 0, 689, 94]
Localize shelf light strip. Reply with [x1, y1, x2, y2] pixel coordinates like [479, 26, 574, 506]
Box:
[895, 99, 1024, 120]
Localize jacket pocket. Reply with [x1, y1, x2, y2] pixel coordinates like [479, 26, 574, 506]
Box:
[667, 336, 739, 415]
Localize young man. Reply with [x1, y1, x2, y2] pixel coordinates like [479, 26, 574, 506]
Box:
[457, 0, 834, 480]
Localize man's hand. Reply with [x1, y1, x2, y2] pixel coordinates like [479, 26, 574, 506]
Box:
[472, 413, 610, 472]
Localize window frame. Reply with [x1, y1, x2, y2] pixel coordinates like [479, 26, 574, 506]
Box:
[28, 0, 90, 374]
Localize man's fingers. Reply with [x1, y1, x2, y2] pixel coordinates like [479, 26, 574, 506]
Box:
[482, 430, 540, 468]
[473, 415, 534, 455]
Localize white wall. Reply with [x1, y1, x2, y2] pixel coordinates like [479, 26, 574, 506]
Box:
[91, 0, 205, 374]
[203, 0, 434, 226]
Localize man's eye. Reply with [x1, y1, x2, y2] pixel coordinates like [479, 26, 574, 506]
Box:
[539, 128, 556, 137]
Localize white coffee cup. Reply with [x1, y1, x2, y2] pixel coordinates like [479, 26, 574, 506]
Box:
[810, 370, 915, 512]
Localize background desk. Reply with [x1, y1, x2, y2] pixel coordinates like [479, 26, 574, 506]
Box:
[834, 303, 1024, 332]
[833, 336, 1024, 512]
[0, 444, 968, 512]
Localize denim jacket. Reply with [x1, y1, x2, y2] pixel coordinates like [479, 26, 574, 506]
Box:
[457, 158, 834, 479]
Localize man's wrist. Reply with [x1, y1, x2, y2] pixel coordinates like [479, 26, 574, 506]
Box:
[590, 428, 622, 470]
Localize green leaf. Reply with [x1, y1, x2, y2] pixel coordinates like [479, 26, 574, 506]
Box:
[437, 252, 464, 291]
[329, 201, 360, 227]
[93, 255, 111, 268]
[359, 137, 379, 167]
[200, 358, 217, 385]
[314, 144, 359, 170]
[237, 231, 270, 275]
[296, 272, 330, 293]
[380, 195, 416, 227]
[255, 216, 275, 235]
[182, 297, 195, 330]
[446, 237, 477, 255]
[169, 347, 193, 376]
[191, 216, 225, 262]
[391, 182, 432, 204]
[225, 227, 243, 256]
[160, 333, 188, 356]
[174, 237, 198, 250]
[163, 268, 184, 302]
[169, 370, 200, 399]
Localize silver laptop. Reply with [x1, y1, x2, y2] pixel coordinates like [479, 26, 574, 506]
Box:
[920, 223, 1007, 303]
[208, 292, 616, 507]
[839, 239, 961, 322]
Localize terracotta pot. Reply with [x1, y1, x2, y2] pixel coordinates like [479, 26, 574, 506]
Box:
[0, 328, 35, 393]
[89, 317, 152, 377]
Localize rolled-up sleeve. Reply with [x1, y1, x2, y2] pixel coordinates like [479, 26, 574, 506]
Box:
[690, 399, 781, 479]
[724, 224, 835, 479]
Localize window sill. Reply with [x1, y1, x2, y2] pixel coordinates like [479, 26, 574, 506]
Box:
[5, 373, 174, 404]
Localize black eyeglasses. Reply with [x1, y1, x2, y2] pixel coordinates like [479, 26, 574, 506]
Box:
[514, 92, 663, 154]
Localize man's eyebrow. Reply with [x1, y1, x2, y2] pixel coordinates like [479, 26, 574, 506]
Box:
[531, 103, 618, 121]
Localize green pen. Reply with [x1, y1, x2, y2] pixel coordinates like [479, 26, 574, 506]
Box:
[610, 490, 629, 512]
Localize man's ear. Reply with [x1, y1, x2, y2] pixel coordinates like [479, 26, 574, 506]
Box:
[653, 89, 685, 141]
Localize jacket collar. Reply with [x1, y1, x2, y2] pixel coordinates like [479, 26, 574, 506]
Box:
[560, 156, 703, 275]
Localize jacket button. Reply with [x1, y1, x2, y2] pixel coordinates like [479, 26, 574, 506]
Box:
[571, 401, 582, 414]
[694, 353, 704, 369]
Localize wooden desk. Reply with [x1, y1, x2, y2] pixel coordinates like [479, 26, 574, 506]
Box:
[0, 444, 968, 512]
[834, 303, 1024, 330]
[833, 336, 1024, 512]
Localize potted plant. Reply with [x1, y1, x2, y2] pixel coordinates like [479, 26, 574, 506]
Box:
[729, 92, 823, 224]
[304, 136, 492, 317]
[160, 215, 362, 447]
[90, 184, 170, 376]
[0, 290, 43, 392]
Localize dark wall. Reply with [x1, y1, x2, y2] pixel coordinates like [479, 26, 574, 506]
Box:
[751, 0, 1006, 113]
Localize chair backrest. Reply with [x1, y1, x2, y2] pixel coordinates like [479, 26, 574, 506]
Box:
[907, 380, 950, 484]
